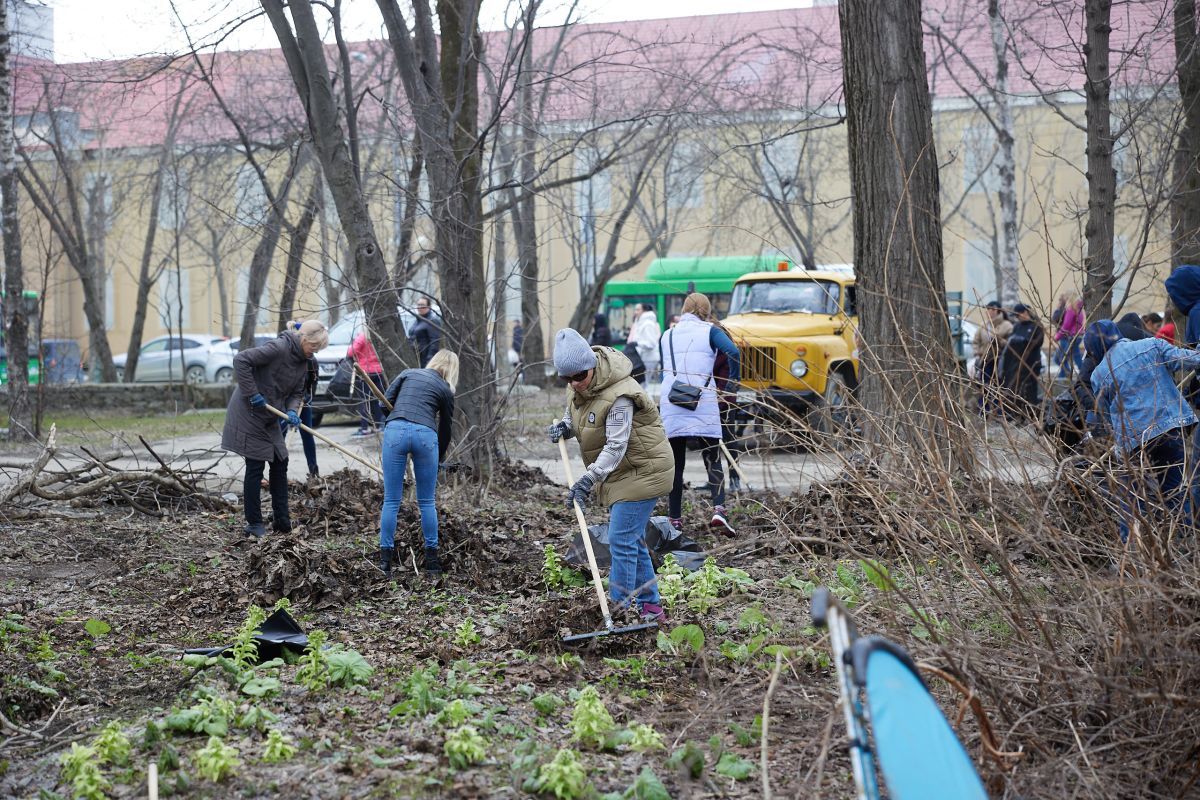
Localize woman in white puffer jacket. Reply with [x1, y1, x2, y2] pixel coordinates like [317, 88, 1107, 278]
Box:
[658, 293, 741, 535]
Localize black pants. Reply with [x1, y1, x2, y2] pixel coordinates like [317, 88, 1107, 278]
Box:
[244, 456, 290, 530]
[668, 436, 725, 518]
[358, 372, 386, 431]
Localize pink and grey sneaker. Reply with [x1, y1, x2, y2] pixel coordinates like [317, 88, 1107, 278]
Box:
[639, 602, 667, 624]
[710, 506, 735, 536]
[668, 517, 683, 532]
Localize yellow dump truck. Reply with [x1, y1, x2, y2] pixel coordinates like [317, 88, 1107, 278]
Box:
[722, 264, 858, 435]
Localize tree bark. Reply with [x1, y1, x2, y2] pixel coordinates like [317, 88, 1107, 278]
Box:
[277, 180, 320, 332]
[839, 0, 960, 458]
[0, 0, 30, 440]
[989, 0, 1021, 306]
[238, 148, 303, 349]
[1082, 0, 1116, 320]
[1174, 0, 1200, 267]
[261, 0, 413, 377]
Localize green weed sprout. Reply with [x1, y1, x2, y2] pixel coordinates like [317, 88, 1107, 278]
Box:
[628, 723, 664, 752]
[655, 555, 688, 610]
[543, 546, 586, 590]
[262, 728, 296, 763]
[455, 619, 482, 647]
[296, 630, 329, 691]
[570, 686, 615, 748]
[532, 748, 589, 799]
[194, 735, 240, 782]
[437, 698, 473, 727]
[59, 742, 109, 800]
[326, 649, 374, 688]
[93, 719, 131, 766]
[231, 605, 267, 672]
[444, 725, 487, 769]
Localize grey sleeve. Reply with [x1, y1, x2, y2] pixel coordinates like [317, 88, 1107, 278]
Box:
[584, 397, 634, 485]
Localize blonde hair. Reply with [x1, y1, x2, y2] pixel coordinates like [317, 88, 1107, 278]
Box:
[682, 292, 712, 320]
[297, 319, 329, 351]
[426, 350, 459, 392]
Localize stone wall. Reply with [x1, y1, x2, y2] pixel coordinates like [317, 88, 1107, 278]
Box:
[0, 383, 234, 415]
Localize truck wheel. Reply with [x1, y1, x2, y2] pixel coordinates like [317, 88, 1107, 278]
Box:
[810, 372, 850, 439]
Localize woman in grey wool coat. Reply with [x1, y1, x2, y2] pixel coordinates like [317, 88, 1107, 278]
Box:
[222, 320, 329, 537]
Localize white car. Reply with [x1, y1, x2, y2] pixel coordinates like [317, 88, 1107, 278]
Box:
[206, 335, 276, 384]
[112, 334, 228, 384]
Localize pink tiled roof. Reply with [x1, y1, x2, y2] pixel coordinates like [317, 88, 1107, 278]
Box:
[12, 1, 1173, 151]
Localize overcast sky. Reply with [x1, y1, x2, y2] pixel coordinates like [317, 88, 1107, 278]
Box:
[46, 0, 812, 63]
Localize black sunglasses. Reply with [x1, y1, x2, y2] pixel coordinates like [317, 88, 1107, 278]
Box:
[560, 371, 589, 384]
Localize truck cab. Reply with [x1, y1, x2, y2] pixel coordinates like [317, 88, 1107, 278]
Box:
[722, 265, 858, 434]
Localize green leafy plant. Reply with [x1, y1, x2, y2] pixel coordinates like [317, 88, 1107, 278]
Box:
[667, 740, 705, 779]
[719, 634, 766, 664]
[687, 558, 724, 612]
[570, 686, 615, 748]
[444, 725, 487, 769]
[715, 751, 754, 781]
[194, 735, 240, 782]
[230, 605, 268, 671]
[555, 653, 582, 670]
[83, 618, 110, 639]
[326, 649, 373, 688]
[656, 624, 705, 657]
[531, 748, 589, 799]
[626, 766, 669, 800]
[655, 555, 688, 610]
[262, 728, 296, 763]
[59, 742, 109, 800]
[239, 675, 282, 698]
[543, 546, 587, 590]
[437, 698, 473, 727]
[532, 692, 564, 717]
[859, 559, 894, 592]
[627, 723, 664, 752]
[736, 605, 771, 634]
[163, 691, 234, 737]
[93, 720, 131, 766]
[295, 630, 329, 691]
[455, 619, 481, 648]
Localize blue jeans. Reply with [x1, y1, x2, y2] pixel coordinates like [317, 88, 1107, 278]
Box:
[1117, 428, 1192, 543]
[607, 497, 660, 608]
[1054, 337, 1082, 375]
[279, 405, 317, 474]
[379, 420, 440, 550]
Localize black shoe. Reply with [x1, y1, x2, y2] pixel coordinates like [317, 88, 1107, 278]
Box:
[273, 524, 292, 535]
[244, 523, 267, 538]
[423, 547, 442, 575]
[379, 547, 394, 579]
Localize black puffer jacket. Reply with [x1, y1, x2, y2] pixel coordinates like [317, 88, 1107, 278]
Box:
[384, 368, 455, 458]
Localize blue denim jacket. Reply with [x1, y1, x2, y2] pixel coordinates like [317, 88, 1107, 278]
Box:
[1090, 337, 1200, 455]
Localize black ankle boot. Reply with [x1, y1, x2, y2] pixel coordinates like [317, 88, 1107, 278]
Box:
[423, 546, 442, 575]
[379, 547, 394, 578]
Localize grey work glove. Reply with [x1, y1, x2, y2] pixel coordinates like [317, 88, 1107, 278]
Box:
[547, 419, 575, 443]
[566, 473, 595, 510]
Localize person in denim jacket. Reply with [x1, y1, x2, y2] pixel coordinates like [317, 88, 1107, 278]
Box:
[1086, 320, 1200, 541]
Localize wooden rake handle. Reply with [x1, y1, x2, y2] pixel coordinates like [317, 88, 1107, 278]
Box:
[265, 403, 383, 476]
[558, 437, 614, 630]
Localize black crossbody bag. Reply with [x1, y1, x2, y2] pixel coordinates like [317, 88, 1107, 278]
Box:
[666, 329, 710, 411]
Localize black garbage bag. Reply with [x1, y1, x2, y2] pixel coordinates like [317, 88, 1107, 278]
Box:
[183, 608, 309, 664]
[566, 515, 706, 573]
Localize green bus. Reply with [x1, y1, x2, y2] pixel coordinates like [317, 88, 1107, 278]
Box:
[603, 255, 790, 345]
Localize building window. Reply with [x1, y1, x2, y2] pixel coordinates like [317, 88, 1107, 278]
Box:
[667, 141, 705, 210]
[963, 239, 998, 306]
[760, 135, 800, 200]
[961, 124, 999, 194]
[159, 167, 188, 230]
[158, 268, 191, 328]
[234, 163, 266, 226]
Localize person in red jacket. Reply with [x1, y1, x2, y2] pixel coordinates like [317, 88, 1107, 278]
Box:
[349, 329, 386, 436]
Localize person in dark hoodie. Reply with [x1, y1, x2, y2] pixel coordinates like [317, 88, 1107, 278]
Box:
[1116, 312, 1150, 341]
[590, 313, 613, 347]
[1000, 303, 1045, 421]
[1086, 319, 1200, 541]
[1165, 265, 1200, 349]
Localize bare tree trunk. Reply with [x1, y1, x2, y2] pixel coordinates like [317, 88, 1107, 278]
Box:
[261, 0, 413, 376]
[839, 0, 960, 458]
[512, 195, 548, 386]
[239, 149, 303, 349]
[1174, 0, 1200, 267]
[0, 0, 30, 440]
[989, 0, 1021, 306]
[278, 181, 320, 331]
[1082, 0, 1116, 320]
[393, 140, 423, 286]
